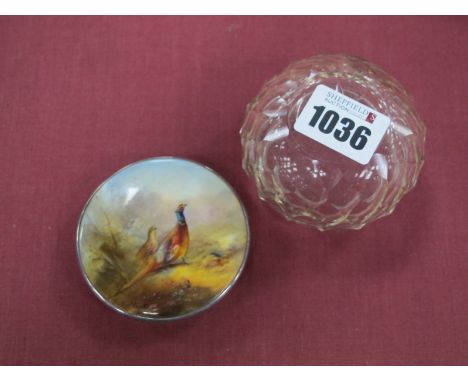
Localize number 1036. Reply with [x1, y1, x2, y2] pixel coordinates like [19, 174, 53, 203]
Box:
[309, 105, 371, 150]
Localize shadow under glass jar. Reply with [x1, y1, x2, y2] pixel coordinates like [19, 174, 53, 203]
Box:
[241, 54, 426, 230]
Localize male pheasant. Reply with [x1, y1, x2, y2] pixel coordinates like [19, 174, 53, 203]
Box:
[156, 203, 190, 265]
[117, 204, 190, 294]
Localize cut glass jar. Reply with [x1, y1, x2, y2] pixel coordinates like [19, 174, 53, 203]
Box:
[240, 55, 426, 230]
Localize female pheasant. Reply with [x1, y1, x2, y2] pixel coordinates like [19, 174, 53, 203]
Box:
[135, 226, 158, 262]
[117, 204, 189, 294]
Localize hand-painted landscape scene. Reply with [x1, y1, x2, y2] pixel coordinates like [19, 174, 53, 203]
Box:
[77, 158, 249, 319]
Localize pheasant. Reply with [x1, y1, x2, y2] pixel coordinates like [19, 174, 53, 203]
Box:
[135, 226, 158, 262]
[117, 204, 190, 294]
[156, 203, 190, 265]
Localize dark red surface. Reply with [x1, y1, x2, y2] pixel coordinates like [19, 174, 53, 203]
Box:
[0, 16, 467, 365]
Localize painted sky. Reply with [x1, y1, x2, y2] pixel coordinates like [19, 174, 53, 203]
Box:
[101, 158, 231, 205]
[81, 158, 248, 246]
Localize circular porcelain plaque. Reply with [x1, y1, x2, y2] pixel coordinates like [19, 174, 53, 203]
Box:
[77, 157, 249, 320]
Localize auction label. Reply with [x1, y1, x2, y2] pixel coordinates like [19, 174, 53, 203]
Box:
[293, 84, 390, 165]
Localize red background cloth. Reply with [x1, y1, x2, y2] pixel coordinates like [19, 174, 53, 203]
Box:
[0, 16, 467, 365]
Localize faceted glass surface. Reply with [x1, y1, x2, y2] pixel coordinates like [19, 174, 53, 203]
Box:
[240, 55, 426, 230]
